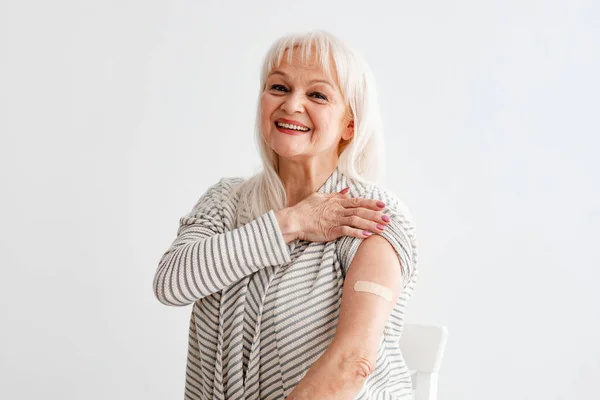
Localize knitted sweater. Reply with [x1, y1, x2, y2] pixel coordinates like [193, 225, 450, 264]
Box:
[153, 166, 418, 399]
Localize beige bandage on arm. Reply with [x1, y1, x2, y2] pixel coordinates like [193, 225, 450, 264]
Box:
[353, 281, 393, 302]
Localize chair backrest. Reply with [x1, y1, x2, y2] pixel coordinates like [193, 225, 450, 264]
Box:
[399, 324, 448, 400]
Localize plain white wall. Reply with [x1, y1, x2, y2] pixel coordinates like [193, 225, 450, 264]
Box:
[1, 0, 598, 399]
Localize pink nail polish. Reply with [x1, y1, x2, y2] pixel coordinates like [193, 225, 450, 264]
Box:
[377, 201, 385, 208]
[363, 230, 372, 236]
[382, 215, 391, 222]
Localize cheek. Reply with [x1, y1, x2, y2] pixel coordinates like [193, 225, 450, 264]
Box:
[260, 95, 275, 127]
[310, 108, 335, 132]
[261, 94, 280, 114]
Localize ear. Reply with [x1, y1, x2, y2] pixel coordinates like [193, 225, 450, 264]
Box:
[342, 120, 354, 141]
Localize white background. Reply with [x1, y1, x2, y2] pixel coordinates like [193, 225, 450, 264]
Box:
[1, 0, 598, 399]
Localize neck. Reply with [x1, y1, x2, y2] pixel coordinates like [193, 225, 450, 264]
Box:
[278, 159, 338, 207]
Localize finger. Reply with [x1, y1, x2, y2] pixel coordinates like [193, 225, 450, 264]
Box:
[338, 187, 350, 196]
[342, 215, 387, 234]
[341, 197, 386, 210]
[330, 192, 349, 200]
[334, 192, 350, 199]
[343, 207, 391, 226]
[335, 225, 374, 239]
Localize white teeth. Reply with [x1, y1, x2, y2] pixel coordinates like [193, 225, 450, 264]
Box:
[276, 122, 309, 131]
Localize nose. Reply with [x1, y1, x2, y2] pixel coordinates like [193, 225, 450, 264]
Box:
[280, 92, 305, 114]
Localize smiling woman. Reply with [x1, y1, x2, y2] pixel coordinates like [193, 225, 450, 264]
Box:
[260, 50, 355, 168]
[258, 45, 362, 184]
[153, 29, 418, 400]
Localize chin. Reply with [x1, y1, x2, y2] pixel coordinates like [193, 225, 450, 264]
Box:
[272, 147, 304, 159]
[269, 141, 308, 157]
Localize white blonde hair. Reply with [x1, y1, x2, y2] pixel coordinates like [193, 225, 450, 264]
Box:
[233, 29, 386, 226]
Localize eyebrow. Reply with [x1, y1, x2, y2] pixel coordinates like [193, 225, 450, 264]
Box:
[268, 70, 335, 89]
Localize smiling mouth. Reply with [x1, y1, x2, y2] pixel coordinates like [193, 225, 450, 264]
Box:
[275, 121, 311, 132]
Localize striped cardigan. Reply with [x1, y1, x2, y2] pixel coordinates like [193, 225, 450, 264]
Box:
[153, 166, 418, 399]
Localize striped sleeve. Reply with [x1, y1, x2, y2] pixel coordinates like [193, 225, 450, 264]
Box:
[335, 185, 418, 290]
[153, 177, 292, 306]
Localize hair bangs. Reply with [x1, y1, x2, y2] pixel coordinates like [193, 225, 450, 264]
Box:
[262, 32, 337, 88]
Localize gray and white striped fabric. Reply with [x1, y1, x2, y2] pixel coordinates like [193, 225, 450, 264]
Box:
[153, 166, 418, 399]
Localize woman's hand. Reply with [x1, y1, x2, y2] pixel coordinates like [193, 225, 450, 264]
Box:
[288, 187, 391, 243]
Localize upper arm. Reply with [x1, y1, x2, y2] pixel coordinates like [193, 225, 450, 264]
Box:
[328, 235, 403, 376]
[336, 186, 417, 291]
[153, 177, 246, 305]
[330, 186, 418, 375]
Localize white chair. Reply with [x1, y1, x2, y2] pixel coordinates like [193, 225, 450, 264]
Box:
[399, 324, 448, 400]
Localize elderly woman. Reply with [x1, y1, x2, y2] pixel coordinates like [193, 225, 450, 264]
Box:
[153, 30, 418, 400]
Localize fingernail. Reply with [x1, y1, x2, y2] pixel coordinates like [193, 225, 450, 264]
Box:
[382, 215, 391, 222]
[340, 187, 350, 194]
[377, 201, 385, 208]
[377, 224, 385, 230]
[363, 230, 372, 236]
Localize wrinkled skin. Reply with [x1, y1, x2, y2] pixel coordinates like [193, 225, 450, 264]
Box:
[291, 191, 390, 242]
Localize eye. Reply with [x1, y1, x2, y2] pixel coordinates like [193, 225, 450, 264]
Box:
[310, 91, 328, 101]
[269, 84, 288, 92]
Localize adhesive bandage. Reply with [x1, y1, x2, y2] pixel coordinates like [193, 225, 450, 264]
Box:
[353, 281, 393, 302]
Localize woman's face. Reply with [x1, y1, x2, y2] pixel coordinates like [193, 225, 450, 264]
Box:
[260, 49, 353, 163]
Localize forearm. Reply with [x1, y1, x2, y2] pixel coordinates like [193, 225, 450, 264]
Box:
[286, 346, 367, 400]
[295, 234, 406, 399]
